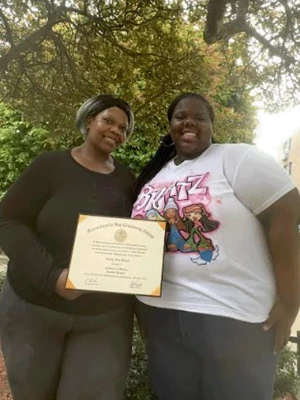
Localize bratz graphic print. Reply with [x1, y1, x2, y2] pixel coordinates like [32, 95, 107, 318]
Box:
[132, 173, 220, 265]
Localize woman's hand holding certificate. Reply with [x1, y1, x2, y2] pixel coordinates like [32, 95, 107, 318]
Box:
[66, 215, 166, 297]
[55, 269, 83, 300]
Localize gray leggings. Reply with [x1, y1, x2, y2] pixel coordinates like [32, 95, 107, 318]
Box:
[0, 279, 133, 400]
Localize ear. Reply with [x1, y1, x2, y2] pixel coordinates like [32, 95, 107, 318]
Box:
[168, 127, 175, 142]
[86, 116, 93, 130]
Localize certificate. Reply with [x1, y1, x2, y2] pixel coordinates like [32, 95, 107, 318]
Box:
[66, 215, 166, 296]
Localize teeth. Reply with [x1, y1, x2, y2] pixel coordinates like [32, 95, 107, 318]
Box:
[183, 132, 196, 137]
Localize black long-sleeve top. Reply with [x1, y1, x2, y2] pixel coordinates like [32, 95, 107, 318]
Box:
[0, 150, 135, 315]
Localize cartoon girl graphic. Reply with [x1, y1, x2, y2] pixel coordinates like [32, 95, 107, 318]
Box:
[164, 197, 191, 252]
[145, 209, 165, 221]
[183, 204, 219, 264]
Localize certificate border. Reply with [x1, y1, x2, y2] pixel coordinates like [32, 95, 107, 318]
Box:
[66, 214, 166, 297]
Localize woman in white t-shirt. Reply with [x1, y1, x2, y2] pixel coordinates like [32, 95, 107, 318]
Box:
[132, 92, 300, 400]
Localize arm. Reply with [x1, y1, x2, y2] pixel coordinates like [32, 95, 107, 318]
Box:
[0, 154, 80, 300]
[258, 189, 300, 354]
[224, 144, 300, 353]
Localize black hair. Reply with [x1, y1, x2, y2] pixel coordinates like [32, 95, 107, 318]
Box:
[167, 92, 215, 124]
[75, 94, 134, 138]
[134, 92, 215, 198]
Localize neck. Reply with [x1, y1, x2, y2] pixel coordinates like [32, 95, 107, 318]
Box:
[71, 141, 115, 174]
[175, 145, 210, 165]
[78, 141, 112, 164]
[174, 152, 201, 165]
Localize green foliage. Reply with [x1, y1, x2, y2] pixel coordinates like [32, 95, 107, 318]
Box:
[2, 1, 300, 113]
[274, 346, 300, 399]
[0, 102, 85, 197]
[114, 135, 157, 176]
[0, 270, 5, 289]
[0, 2, 257, 147]
[124, 320, 157, 400]
[0, 103, 55, 196]
[186, 1, 300, 111]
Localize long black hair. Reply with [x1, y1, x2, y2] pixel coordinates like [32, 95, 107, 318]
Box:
[134, 92, 215, 198]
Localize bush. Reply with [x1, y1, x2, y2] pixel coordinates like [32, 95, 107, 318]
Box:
[0, 270, 5, 290]
[124, 320, 157, 400]
[274, 346, 300, 399]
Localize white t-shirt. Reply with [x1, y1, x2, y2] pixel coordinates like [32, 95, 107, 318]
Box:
[132, 144, 295, 323]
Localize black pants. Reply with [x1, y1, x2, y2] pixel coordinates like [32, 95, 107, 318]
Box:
[137, 301, 277, 400]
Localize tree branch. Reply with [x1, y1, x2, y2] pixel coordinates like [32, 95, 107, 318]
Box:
[0, 2, 179, 74]
[0, 8, 67, 73]
[237, 0, 249, 19]
[203, 0, 297, 67]
[243, 23, 296, 66]
[48, 30, 78, 83]
[204, 0, 228, 44]
[204, 0, 250, 43]
[0, 9, 15, 48]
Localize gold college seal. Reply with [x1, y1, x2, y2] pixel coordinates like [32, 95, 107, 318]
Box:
[114, 228, 127, 243]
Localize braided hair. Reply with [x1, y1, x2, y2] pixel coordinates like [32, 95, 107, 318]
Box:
[134, 92, 215, 198]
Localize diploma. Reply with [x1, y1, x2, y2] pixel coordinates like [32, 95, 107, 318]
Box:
[66, 215, 166, 296]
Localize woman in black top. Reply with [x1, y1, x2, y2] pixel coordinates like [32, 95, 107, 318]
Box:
[0, 94, 135, 400]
